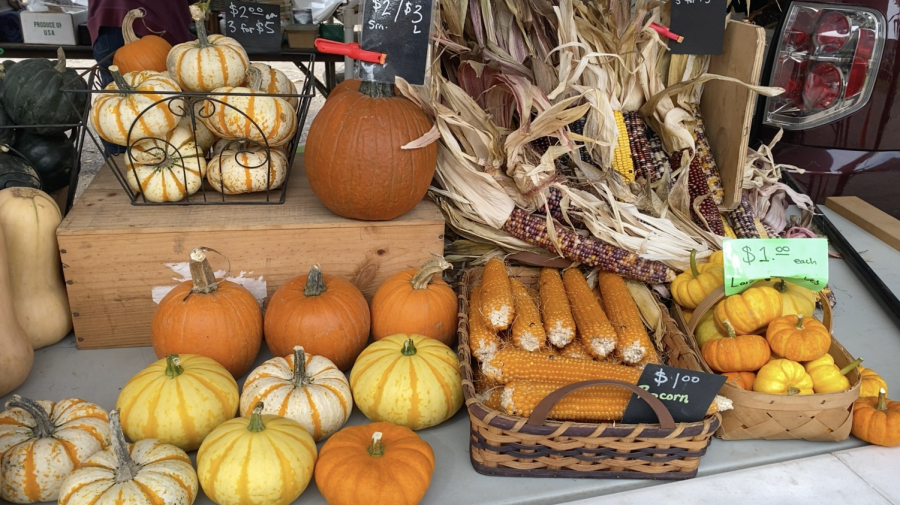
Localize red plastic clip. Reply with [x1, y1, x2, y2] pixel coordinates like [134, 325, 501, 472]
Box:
[650, 22, 684, 43]
[314, 39, 387, 64]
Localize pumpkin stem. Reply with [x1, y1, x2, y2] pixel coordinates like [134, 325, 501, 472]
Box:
[410, 256, 452, 290]
[689, 250, 700, 278]
[359, 80, 395, 98]
[304, 265, 328, 297]
[291, 346, 313, 387]
[54, 47, 67, 73]
[775, 279, 789, 293]
[248, 402, 266, 432]
[246, 66, 264, 92]
[722, 320, 737, 338]
[876, 388, 888, 411]
[121, 9, 143, 44]
[367, 431, 385, 457]
[189, 247, 219, 294]
[401, 338, 418, 356]
[190, 1, 211, 48]
[165, 354, 184, 377]
[109, 409, 140, 483]
[794, 314, 806, 330]
[5, 396, 54, 439]
[787, 386, 801, 396]
[108, 65, 134, 94]
[840, 358, 863, 376]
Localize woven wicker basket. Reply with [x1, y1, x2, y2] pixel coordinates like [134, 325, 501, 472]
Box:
[673, 285, 860, 442]
[459, 267, 720, 480]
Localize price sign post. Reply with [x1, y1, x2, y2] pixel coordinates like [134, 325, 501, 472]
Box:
[360, 0, 433, 85]
[669, 0, 727, 54]
[225, 0, 282, 55]
[622, 365, 726, 424]
[723, 238, 829, 295]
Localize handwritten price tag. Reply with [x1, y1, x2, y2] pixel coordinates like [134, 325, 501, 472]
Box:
[224, 0, 281, 55]
[621, 364, 726, 424]
[360, 0, 433, 85]
[722, 238, 829, 295]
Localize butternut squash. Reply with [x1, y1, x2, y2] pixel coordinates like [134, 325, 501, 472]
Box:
[0, 187, 72, 348]
[0, 224, 34, 395]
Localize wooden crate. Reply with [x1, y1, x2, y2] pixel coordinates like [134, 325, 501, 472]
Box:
[57, 156, 445, 349]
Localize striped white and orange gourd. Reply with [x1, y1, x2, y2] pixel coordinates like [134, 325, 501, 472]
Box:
[58, 409, 198, 505]
[201, 66, 297, 147]
[563, 268, 617, 358]
[90, 66, 181, 146]
[480, 257, 515, 331]
[597, 272, 659, 365]
[116, 354, 239, 451]
[125, 126, 207, 202]
[539, 267, 576, 347]
[239, 346, 352, 442]
[350, 334, 463, 430]
[197, 403, 316, 505]
[249, 62, 299, 108]
[166, 3, 248, 92]
[207, 140, 288, 194]
[0, 397, 110, 503]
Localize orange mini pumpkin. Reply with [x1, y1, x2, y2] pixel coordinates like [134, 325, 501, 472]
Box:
[714, 285, 783, 335]
[152, 248, 262, 377]
[370, 257, 457, 345]
[315, 422, 434, 505]
[265, 264, 370, 371]
[722, 371, 756, 390]
[766, 314, 831, 362]
[112, 9, 171, 74]
[701, 320, 771, 372]
[852, 389, 900, 447]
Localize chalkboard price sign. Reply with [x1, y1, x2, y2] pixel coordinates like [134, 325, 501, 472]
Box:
[621, 364, 726, 424]
[360, 0, 433, 85]
[669, 0, 727, 55]
[225, 0, 282, 55]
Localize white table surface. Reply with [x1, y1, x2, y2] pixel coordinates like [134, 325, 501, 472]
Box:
[3, 205, 899, 505]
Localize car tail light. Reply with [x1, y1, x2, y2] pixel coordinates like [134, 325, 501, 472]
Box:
[764, 3, 885, 130]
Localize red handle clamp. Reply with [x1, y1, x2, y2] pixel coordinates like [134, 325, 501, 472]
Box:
[315, 39, 387, 64]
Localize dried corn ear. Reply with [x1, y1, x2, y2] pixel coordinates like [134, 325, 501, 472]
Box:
[692, 109, 725, 205]
[562, 268, 617, 358]
[480, 257, 515, 331]
[501, 381, 633, 422]
[539, 268, 576, 348]
[510, 279, 547, 351]
[502, 208, 676, 283]
[623, 111, 658, 183]
[722, 217, 737, 239]
[729, 192, 768, 239]
[612, 111, 635, 182]
[468, 283, 502, 362]
[687, 156, 726, 236]
[597, 272, 656, 365]
[559, 339, 592, 360]
[478, 387, 505, 411]
[481, 347, 642, 385]
[645, 126, 673, 186]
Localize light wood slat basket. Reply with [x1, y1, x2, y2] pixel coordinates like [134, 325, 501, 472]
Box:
[673, 285, 860, 442]
[458, 267, 720, 480]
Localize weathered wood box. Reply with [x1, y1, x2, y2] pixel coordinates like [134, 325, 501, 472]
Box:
[57, 156, 445, 349]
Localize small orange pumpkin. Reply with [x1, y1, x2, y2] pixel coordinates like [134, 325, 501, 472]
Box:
[370, 257, 457, 345]
[722, 371, 756, 390]
[315, 422, 434, 505]
[851, 389, 900, 447]
[112, 9, 172, 74]
[264, 264, 370, 371]
[714, 285, 783, 335]
[766, 314, 831, 362]
[701, 320, 771, 372]
[151, 248, 262, 377]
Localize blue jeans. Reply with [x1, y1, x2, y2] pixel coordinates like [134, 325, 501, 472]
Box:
[93, 27, 126, 154]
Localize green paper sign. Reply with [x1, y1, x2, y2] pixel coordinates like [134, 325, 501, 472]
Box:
[722, 238, 829, 295]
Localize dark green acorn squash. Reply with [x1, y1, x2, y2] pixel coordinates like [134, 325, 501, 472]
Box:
[0, 104, 14, 147]
[0, 60, 16, 104]
[13, 131, 74, 192]
[2, 49, 87, 135]
[0, 151, 41, 190]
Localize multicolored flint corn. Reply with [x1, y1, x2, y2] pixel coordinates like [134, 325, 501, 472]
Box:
[645, 126, 673, 186]
[692, 108, 725, 205]
[729, 192, 769, 239]
[623, 111, 660, 183]
[682, 151, 726, 236]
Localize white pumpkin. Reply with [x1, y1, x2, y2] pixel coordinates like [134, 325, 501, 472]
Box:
[126, 127, 208, 202]
[58, 409, 198, 505]
[91, 66, 181, 146]
[167, 4, 248, 92]
[240, 346, 352, 441]
[0, 397, 110, 503]
[176, 100, 218, 152]
[207, 141, 288, 195]
[247, 62, 299, 108]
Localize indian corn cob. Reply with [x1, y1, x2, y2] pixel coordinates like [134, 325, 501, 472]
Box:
[480, 257, 515, 331]
[729, 191, 768, 239]
[623, 111, 658, 183]
[539, 268, 577, 348]
[468, 282, 502, 362]
[481, 347, 642, 385]
[559, 339, 593, 360]
[502, 208, 676, 283]
[510, 278, 547, 351]
[543, 186, 584, 228]
[612, 111, 636, 182]
[645, 126, 673, 186]
[692, 109, 725, 205]
[562, 268, 617, 358]
[568, 116, 595, 164]
[597, 272, 657, 365]
[684, 152, 726, 236]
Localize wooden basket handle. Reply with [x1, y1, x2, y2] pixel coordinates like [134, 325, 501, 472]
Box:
[525, 379, 676, 429]
[687, 283, 833, 334]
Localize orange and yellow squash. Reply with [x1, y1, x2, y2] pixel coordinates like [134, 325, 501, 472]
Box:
[722, 371, 756, 390]
[753, 278, 816, 317]
[858, 366, 889, 397]
[714, 285, 783, 335]
[671, 250, 724, 309]
[804, 355, 862, 394]
[766, 314, 831, 362]
[701, 321, 771, 373]
[851, 389, 900, 447]
[753, 359, 814, 395]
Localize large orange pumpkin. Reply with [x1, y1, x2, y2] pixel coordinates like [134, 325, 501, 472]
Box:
[265, 264, 370, 371]
[370, 257, 457, 345]
[305, 81, 436, 221]
[151, 247, 262, 377]
[112, 9, 171, 74]
[315, 422, 434, 505]
[701, 320, 771, 372]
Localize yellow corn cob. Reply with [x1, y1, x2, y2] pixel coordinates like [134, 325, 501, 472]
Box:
[479, 387, 505, 411]
[480, 257, 515, 331]
[510, 279, 547, 351]
[539, 268, 576, 348]
[722, 217, 737, 239]
[597, 272, 657, 365]
[468, 283, 502, 362]
[634, 345, 662, 368]
[501, 380, 633, 422]
[559, 339, 592, 360]
[563, 268, 617, 358]
[612, 111, 635, 182]
[481, 347, 642, 385]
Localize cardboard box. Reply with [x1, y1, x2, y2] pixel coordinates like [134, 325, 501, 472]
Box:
[57, 156, 446, 349]
[20, 7, 87, 45]
[285, 24, 317, 49]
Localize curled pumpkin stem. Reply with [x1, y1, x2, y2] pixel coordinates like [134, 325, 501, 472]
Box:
[689, 249, 699, 278]
[410, 257, 452, 290]
[6, 396, 53, 438]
